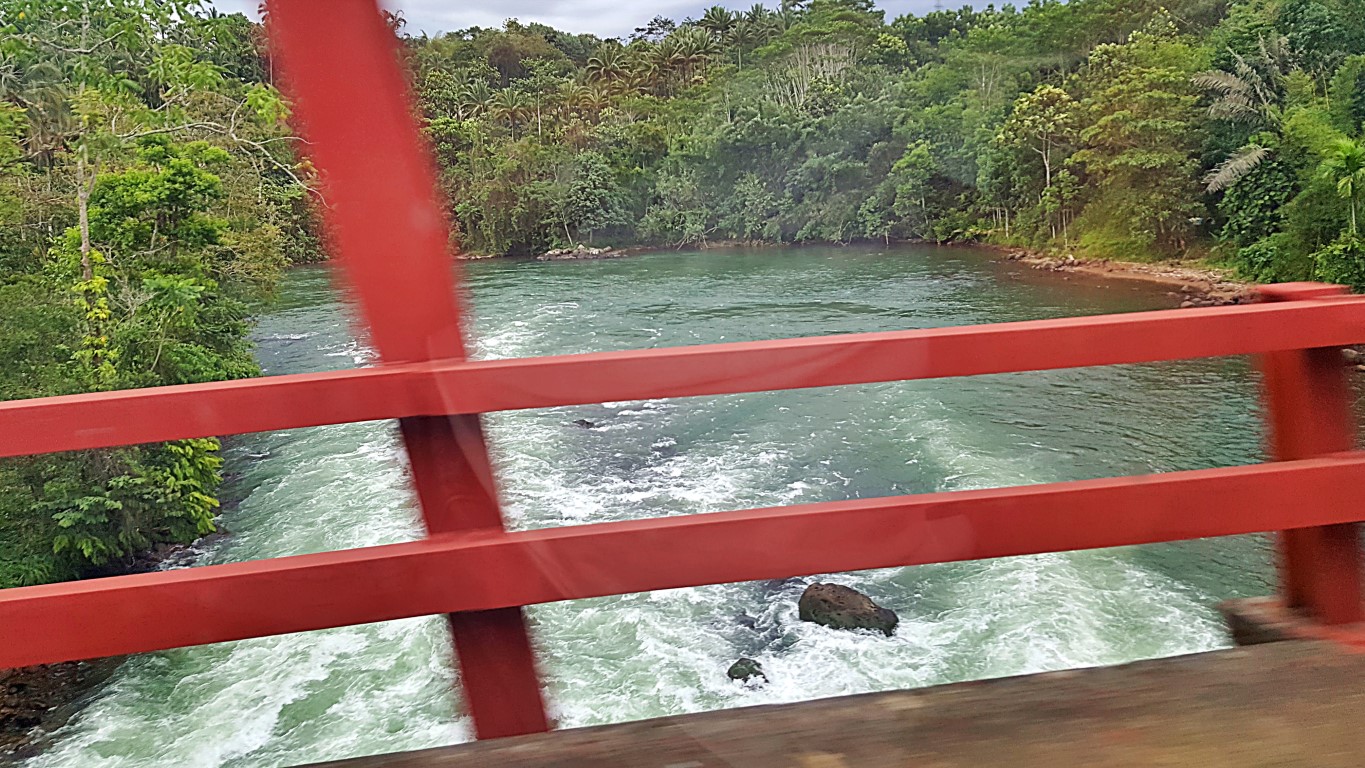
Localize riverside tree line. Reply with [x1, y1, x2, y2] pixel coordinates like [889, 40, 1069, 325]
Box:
[407, 0, 1365, 281]
[3, 0, 1365, 587]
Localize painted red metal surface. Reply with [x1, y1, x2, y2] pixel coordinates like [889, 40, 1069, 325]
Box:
[5, 297, 1365, 459]
[266, 0, 546, 737]
[1, 0, 1363, 749]
[5, 453, 1365, 669]
[1259, 285, 1363, 625]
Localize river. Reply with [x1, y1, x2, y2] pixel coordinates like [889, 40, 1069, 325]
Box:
[25, 244, 1277, 767]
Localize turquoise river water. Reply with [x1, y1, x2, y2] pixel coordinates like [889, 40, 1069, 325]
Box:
[26, 244, 1287, 766]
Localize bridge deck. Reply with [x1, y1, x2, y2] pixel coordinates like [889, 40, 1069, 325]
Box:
[311, 638, 1365, 768]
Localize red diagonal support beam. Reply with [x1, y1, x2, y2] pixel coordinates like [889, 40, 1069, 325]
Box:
[5, 453, 1365, 669]
[3, 297, 1365, 458]
[267, 0, 547, 738]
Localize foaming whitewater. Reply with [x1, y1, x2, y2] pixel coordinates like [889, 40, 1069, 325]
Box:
[26, 246, 1273, 767]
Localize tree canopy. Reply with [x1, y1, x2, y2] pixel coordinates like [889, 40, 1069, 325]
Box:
[0, 0, 312, 587]
[400, 0, 1365, 282]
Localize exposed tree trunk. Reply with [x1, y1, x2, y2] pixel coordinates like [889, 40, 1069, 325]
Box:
[75, 149, 94, 282]
[74, 142, 105, 371]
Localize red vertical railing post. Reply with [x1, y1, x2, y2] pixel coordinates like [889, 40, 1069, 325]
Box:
[266, 0, 549, 738]
[1258, 283, 1362, 625]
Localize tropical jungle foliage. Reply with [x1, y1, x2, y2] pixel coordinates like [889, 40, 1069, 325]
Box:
[0, 0, 312, 587]
[401, 0, 1365, 281]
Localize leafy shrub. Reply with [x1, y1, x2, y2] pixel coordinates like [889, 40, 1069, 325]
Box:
[1313, 235, 1365, 290]
[1234, 232, 1314, 282]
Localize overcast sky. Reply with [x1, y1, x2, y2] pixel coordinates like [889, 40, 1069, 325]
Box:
[208, 1, 957, 38]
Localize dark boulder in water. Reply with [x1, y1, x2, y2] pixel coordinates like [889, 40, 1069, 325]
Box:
[571, 419, 596, 429]
[727, 657, 766, 683]
[798, 583, 898, 636]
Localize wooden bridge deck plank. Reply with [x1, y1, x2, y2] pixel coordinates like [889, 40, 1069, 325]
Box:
[306, 640, 1365, 767]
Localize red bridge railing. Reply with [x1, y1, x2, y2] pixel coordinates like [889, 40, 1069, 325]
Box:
[3, 0, 1365, 745]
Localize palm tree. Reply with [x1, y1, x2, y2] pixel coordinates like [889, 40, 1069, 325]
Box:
[564, 83, 592, 112]
[582, 86, 612, 120]
[1202, 143, 1274, 193]
[1195, 37, 1294, 192]
[585, 45, 629, 84]
[1320, 137, 1365, 236]
[699, 6, 737, 39]
[726, 21, 758, 70]
[490, 88, 532, 140]
[773, 7, 799, 33]
[456, 79, 492, 119]
[10, 61, 73, 165]
[627, 51, 661, 95]
[0, 53, 22, 100]
[673, 27, 720, 83]
[649, 37, 685, 93]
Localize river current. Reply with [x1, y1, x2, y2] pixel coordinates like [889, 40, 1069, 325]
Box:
[26, 244, 1277, 766]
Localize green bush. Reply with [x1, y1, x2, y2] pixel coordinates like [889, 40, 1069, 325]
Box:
[1312, 235, 1365, 290]
[1218, 158, 1296, 248]
[1234, 232, 1315, 282]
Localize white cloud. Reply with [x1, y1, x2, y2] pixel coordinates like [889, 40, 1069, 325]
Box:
[208, 1, 957, 39]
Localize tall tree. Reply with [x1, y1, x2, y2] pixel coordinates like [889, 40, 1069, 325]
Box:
[1072, 13, 1205, 255]
[700, 6, 738, 38]
[998, 84, 1078, 190]
[1195, 36, 1294, 192]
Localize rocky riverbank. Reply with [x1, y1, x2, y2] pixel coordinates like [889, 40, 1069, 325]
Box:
[535, 244, 626, 261]
[1, 660, 120, 758]
[0, 534, 222, 756]
[997, 248, 1365, 378]
[999, 249, 1256, 306]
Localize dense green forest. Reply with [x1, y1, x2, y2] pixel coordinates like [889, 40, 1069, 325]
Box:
[0, 1, 311, 587]
[3, 0, 1365, 588]
[404, 0, 1365, 283]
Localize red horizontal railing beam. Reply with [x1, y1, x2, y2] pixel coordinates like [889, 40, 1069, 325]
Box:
[5, 452, 1364, 669]
[0, 364, 426, 457]
[4, 297, 1365, 459]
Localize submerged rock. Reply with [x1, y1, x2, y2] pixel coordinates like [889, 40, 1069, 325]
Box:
[727, 657, 766, 683]
[571, 419, 596, 429]
[798, 583, 898, 636]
